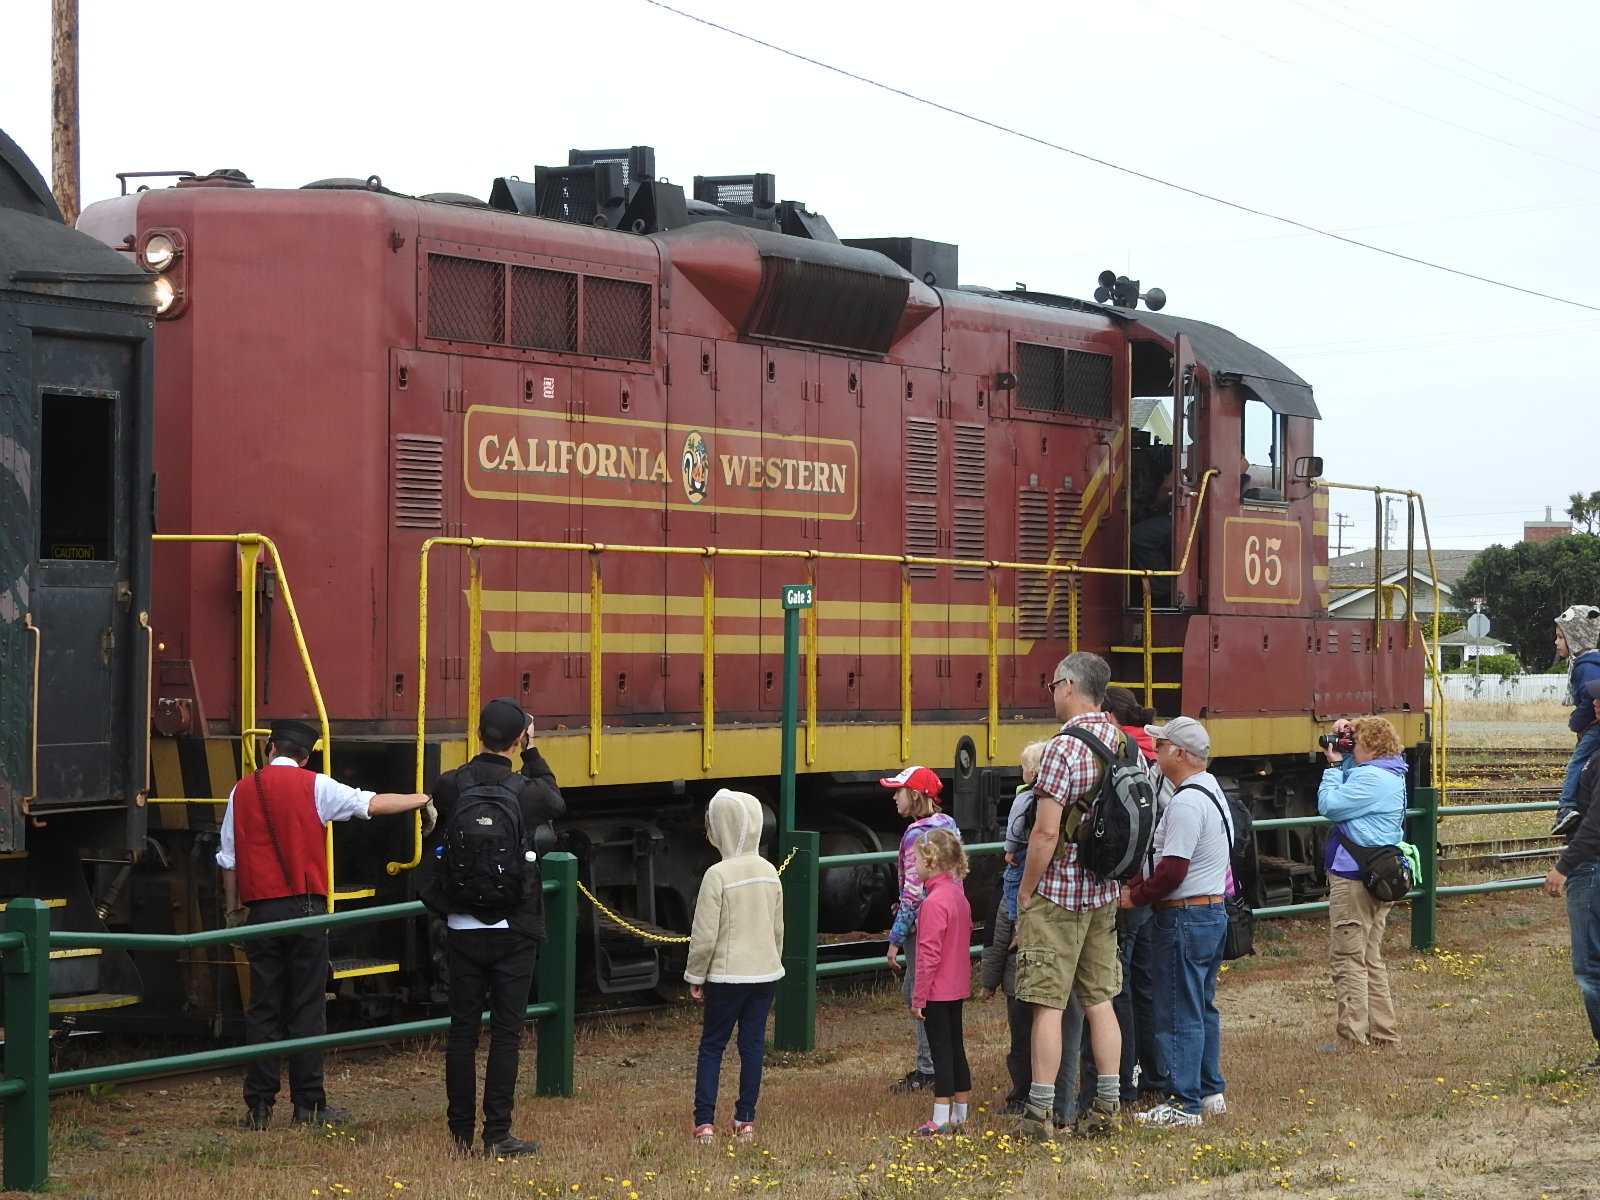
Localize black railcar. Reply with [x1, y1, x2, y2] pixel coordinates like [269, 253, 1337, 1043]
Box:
[0, 129, 155, 1012]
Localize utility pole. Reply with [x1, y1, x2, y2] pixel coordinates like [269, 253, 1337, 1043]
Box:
[1332, 512, 1354, 557]
[1382, 496, 1398, 551]
[51, 0, 79, 224]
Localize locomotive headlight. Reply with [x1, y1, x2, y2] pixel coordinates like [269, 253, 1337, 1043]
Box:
[142, 233, 178, 271]
[152, 275, 179, 314]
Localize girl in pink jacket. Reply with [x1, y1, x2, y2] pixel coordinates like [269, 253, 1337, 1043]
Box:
[909, 828, 973, 1136]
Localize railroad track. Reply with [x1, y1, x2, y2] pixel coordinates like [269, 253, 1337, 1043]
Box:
[1443, 750, 1568, 786]
[1438, 833, 1565, 872]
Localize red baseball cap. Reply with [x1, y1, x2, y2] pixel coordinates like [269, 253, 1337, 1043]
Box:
[878, 765, 943, 801]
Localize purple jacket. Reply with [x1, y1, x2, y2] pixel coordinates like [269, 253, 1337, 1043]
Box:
[888, 811, 959, 947]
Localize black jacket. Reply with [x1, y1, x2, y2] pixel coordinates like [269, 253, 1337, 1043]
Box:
[423, 747, 566, 940]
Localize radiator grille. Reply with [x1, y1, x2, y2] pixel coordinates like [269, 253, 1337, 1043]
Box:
[905, 501, 938, 579]
[904, 418, 938, 495]
[427, 253, 651, 361]
[1016, 488, 1082, 638]
[952, 422, 986, 498]
[583, 276, 652, 360]
[427, 255, 503, 344]
[746, 257, 907, 355]
[953, 507, 986, 580]
[1016, 343, 1113, 418]
[394, 435, 445, 530]
[510, 266, 577, 353]
[1017, 489, 1051, 639]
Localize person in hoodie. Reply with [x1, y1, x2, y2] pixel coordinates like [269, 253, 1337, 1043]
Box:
[1552, 605, 1600, 835]
[684, 789, 785, 1143]
[1317, 715, 1407, 1052]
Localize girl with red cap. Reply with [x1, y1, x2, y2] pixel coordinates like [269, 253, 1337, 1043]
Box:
[881, 765, 959, 1092]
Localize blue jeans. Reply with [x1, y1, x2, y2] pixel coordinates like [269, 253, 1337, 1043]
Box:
[1566, 861, 1600, 1049]
[1150, 903, 1227, 1116]
[1559, 725, 1600, 816]
[694, 981, 776, 1126]
[1114, 904, 1166, 1100]
[1002, 862, 1023, 921]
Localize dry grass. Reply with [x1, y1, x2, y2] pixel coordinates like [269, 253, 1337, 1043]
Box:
[42, 891, 1600, 1200]
[1442, 700, 1573, 750]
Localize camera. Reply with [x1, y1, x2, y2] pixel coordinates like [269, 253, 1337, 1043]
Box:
[1318, 730, 1355, 754]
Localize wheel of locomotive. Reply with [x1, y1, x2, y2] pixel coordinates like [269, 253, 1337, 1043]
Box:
[816, 830, 892, 933]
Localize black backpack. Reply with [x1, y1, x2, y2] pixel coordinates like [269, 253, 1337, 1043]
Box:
[1058, 727, 1158, 882]
[440, 768, 532, 914]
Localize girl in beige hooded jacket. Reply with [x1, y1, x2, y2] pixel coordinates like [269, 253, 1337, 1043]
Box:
[685, 789, 785, 1142]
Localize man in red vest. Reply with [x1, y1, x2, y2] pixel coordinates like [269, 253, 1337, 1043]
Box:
[217, 719, 430, 1131]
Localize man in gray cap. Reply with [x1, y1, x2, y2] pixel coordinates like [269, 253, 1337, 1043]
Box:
[1119, 716, 1232, 1127]
[217, 719, 431, 1131]
[424, 698, 565, 1160]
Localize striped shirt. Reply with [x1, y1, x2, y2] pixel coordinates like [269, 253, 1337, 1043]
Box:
[1029, 712, 1124, 912]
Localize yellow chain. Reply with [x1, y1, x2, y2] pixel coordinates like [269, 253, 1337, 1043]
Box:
[575, 846, 801, 945]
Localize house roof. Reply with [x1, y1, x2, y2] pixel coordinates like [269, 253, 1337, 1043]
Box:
[1327, 548, 1481, 612]
[1328, 548, 1480, 589]
[1434, 629, 1508, 649]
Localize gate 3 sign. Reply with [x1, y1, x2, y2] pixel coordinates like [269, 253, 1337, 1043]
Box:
[464, 406, 859, 520]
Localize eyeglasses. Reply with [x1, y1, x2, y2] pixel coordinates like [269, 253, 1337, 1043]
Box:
[1047, 677, 1073, 693]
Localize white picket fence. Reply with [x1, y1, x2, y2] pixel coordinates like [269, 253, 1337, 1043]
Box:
[1439, 673, 1568, 704]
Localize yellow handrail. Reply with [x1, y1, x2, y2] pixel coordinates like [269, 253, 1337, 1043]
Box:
[408, 471, 1228, 798]
[151, 534, 335, 892]
[1310, 483, 1445, 789]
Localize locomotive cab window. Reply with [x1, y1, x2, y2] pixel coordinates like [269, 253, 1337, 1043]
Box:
[1241, 396, 1286, 503]
[39, 390, 115, 561]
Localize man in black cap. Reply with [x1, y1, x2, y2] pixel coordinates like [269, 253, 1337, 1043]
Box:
[217, 719, 430, 1131]
[424, 697, 565, 1159]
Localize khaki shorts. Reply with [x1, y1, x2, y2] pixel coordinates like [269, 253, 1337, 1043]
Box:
[1014, 896, 1121, 1009]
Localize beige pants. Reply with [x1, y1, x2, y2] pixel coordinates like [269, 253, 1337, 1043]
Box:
[1328, 876, 1399, 1046]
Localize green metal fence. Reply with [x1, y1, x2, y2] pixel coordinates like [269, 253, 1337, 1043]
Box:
[0, 852, 578, 1193]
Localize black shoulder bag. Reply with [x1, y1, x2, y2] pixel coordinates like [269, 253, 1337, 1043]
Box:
[1175, 782, 1255, 961]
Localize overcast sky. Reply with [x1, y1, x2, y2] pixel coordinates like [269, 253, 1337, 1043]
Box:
[4, 0, 1595, 554]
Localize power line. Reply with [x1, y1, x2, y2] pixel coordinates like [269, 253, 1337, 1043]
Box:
[640, 0, 1600, 314]
[1128, 0, 1600, 177]
[1313, 0, 1600, 124]
[1281, 0, 1600, 138]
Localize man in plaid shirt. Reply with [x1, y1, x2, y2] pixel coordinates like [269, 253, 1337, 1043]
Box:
[1013, 651, 1125, 1140]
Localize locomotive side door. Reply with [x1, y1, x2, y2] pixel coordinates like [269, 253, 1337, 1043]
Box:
[29, 337, 149, 824]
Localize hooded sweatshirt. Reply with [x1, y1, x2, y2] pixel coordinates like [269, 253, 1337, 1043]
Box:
[1317, 754, 1407, 879]
[683, 789, 785, 986]
[1556, 605, 1600, 734]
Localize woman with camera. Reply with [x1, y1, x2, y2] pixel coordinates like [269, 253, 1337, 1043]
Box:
[1317, 716, 1408, 1052]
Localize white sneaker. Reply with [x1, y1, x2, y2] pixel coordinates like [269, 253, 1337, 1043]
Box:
[1201, 1093, 1227, 1116]
[1135, 1103, 1202, 1128]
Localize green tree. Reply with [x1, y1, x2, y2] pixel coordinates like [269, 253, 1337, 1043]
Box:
[1568, 491, 1600, 534]
[1455, 534, 1600, 668]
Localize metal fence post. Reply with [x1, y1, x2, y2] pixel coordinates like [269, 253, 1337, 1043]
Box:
[1410, 786, 1438, 950]
[535, 852, 576, 1097]
[3, 898, 51, 1191]
[773, 829, 819, 1052]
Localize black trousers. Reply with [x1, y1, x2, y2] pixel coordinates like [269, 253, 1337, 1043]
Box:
[921, 998, 971, 1098]
[445, 928, 539, 1146]
[242, 895, 329, 1110]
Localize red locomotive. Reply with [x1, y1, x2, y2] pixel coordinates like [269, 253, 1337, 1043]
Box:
[66, 145, 1427, 1016]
